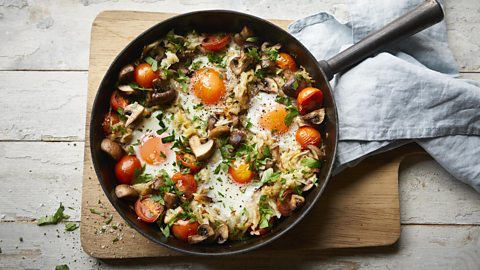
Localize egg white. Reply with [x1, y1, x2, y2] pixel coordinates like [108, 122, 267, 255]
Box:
[128, 111, 177, 176]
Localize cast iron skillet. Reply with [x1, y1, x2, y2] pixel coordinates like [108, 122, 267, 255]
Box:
[90, 0, 443, 255]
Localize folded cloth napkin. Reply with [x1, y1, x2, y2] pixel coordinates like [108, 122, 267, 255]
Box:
[288, 0, 480, 192]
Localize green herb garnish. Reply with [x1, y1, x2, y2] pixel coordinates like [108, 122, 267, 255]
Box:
[65, 222, 79, 231]
[37, 203, 70, 226]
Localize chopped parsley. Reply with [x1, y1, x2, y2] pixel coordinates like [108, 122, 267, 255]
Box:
[189, 60, 202, 71]
[129, 82, 150, 91]
[301, 157, 322, 169]
[133, 164, 153, 184]
[207, 52, 227, 68]
[246, 47, 261, 61]
[37, 203, 70, 226]
[258, 195, 274, 229]
[162, 133, 175, 143]
[55, 265, 69, 270]
[144, 56, 158, 71]
[275, 95, 299, 126]
[246, 36, 258, 43]
[64, 222, 79, 231]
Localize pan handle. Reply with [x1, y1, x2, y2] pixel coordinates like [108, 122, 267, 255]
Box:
[318, 0, 444, 81]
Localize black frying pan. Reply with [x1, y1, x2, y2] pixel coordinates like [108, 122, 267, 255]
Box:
[90, 0, 444, 255]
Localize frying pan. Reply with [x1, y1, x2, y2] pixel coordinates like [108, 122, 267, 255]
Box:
[90, 0, 444, 255]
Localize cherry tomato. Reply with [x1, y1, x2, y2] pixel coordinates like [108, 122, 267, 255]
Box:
[134, 63, 159, 88]
[115, 155, 142, 184]
[176, 153, 201, 174]
[110, 90, 129, 111]
[201, 34, 230, 51]
[297, 87, 324, 115]
[172, 172, 198, 199]
[229, 162, 254, 184]
[276, 53, 297, 71]
[295, 126, 322, 148]
[101, 112, 120, 134]
[134, 197, 164, 223]
[276, 189, 294, 216]
[171, 219, 200, 242]
[192, 68, 226, 104]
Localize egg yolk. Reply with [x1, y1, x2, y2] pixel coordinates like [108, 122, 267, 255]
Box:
[192, 68, 226, 104]
[229, 162, 254, 184]
[259, 104, 289, 134]
[139, 136, 171, 165]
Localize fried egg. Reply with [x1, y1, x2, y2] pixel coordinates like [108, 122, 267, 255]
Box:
[247, 92, 301, 153]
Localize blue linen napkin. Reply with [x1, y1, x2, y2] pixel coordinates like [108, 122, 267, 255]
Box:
[288, 0, 480, 192]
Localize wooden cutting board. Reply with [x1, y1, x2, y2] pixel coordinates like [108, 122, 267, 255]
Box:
[81, 11, 407, 259]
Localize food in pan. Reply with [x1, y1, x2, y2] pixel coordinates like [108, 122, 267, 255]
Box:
[100, 26, 326, 244]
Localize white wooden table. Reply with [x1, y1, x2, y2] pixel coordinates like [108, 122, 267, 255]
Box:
[1, 0, 479, 269]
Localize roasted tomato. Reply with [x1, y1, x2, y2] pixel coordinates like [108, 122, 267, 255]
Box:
[295, 126, 322, 148]
[172, 219, 200, 242]
[134, 63, 159, 88]
[101, 112, 120, 134]
[297, 87, 324, 115]
[110, 90, 129, 111]
[115, 155, 142, 184]
[134, 197, 164, 223]
[229, 162, 254, 184]
[276, 52, 297, 71]
[176, 153, 201, 174]
[192, 68, 226, 104]
[276, 189, 294, 217]
[202, 34, 230, 51]
[172, 172, 198, 199]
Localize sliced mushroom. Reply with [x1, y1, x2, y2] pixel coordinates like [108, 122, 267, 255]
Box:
[215, 223, 229, 244]
[118, 64, 134, 84]
[302, 180, 315, 192]
[114, 184, 138, 200]
[302, 108, 325, 125]
[208, 125, 230, 139]
[100, 138, 124, 160]
[189, 135, 215, 161]
[117, 84, 135, 95]
[289, 194, 305, 211]
[282, 75, 309, 97]
[260, 59, 275, 71]
[141, 41, 165, 60]
[229, 54, 251, 75]
[207, 115, 217, 131]
[233, 26, 254, 45]
[124, 102, 145, 127]
[163, 192, 179, 209]
[193, 193, 213, 204]
[256, 77, 279, 94]
[228, 130, 245, 147]
[147, 79, 177, 106]
[188, 224, 215, 244]
[131, 182, 152, 196]
[271, 145, 280, 163]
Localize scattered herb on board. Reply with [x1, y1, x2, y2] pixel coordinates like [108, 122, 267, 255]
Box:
[55, 265, 69, 270]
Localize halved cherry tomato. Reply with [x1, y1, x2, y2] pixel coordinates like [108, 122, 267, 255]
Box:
[276, 52, 297, 71]
[115, 155, 142, 184]
[134, 197, 164, 223]
[101, 112, 120, 134]
[192, 68, 226, 104]
[295, 126, 322, 148]
[297, 87, 324, 115]
[176, 153, 201, 174]
[229, 162, 254, 184]
[172, 172, 198, 199]
[110, 90, 129, 111]
[201, 34, 230, 51]
[276, 189, 294, 216]
[134, 63, 159, 88]
[171, 219, 200, 242]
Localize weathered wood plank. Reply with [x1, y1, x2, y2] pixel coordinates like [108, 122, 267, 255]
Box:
[0, 223, 478, 269]
[0, 0, 478, 71]
[0, 71, 87, 141]
[0, 142, 84, 221]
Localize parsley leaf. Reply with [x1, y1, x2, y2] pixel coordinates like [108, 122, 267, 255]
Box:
[55, 265, 69, 270]
[258, 195, 274, 229]
[207, 52, 227, 68]
[275, 95, 298, 126]
[65, 222, 79, 231]
[301, 157, 322, 169]
[260, 168, 281, 185]
[129, 82, 150, 91]
[246, 37, 258, 42]
[133, 164, 153, 184]
[162, 133, 175, 143]
[37, 203, 70, 226]
[246, 47, 261, 61]
[144, 56, 158, 71]
[160, 224, 171, 237]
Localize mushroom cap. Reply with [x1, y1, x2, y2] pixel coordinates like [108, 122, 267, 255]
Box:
[188, 135, 215, 161]
[100, 138, 124, 160]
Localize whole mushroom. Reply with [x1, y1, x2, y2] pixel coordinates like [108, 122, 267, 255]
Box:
[100, 138, 124, 160]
